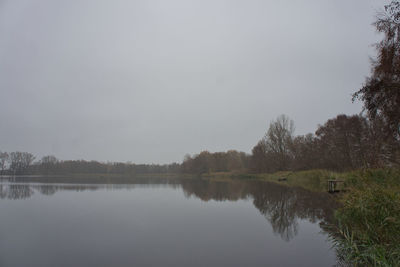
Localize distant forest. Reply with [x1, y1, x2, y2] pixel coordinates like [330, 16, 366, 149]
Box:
[0, 152, 180, 176]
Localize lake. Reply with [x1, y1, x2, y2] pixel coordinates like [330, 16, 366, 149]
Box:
[0, 176, 338, 266]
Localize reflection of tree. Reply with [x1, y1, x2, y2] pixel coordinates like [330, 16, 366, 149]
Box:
[0, 183, 103, 199]
[0, 184, 34, 199]
[0, 176, 183, 200]
[252, 182, 339, 241]
[181, 180, 339, 241]
[37, 185, 57, 196]
[182, 180, 248, 202]
[252, 185, 298, 241]
[0, 176, 184, 200]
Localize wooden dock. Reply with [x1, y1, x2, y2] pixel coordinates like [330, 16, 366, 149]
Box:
[327, 180, 344, 193]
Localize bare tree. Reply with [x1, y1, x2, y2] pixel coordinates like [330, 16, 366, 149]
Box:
[41, 155, 58, 165]
[263, 114, 295, 171]
[0, 151, 9, 175]
[40, 155, 58, 174]
[289, 133, 320, 171]
[264, 115, 295, 154]
[9, 152, 35, 175]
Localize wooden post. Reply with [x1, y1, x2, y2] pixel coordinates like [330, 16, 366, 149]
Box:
[328, 180, 333, 193]
[328, 180, 344, 193]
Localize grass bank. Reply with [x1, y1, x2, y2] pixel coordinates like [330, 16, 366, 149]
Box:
[202, 169, 347, 192]
[328, 169, 400, 266]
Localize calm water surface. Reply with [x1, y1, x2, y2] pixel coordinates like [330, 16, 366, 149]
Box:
[0, 176, 338, 266]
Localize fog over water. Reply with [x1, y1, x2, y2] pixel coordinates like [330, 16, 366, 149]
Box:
[0, 0, 386, 163]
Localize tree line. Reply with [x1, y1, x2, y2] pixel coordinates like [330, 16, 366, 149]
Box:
[180, 113, 399, 174]
[0, 152, 180, 175]
[249, 113, 399, 173]
[181, 150, 250, 174]
[1, 112, 398, 176]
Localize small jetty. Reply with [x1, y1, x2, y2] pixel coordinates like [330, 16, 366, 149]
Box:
[327, 180, 344, 193]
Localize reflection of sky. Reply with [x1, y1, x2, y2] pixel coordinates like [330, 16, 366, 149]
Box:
[0, 178, 338, 242]
[0, 183, 336, 266]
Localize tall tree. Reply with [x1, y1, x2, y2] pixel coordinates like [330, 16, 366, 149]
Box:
[40, 155, 58, 174]
[353, 1, 400, 138]
[250, 140, 269, 173]
[0, 151, 9, 175]
[315, 114, 368, 170]
[264, 114, 295, 171]
[9, 152, 35, 175]
[249, 115, 295, 173]
[289, 133, 320, 171]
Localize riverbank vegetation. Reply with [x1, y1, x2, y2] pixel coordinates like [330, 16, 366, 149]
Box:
[326, 169, 400, 266]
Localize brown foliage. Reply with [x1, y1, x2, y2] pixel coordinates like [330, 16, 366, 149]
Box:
[250, 114, 399, 173]
[353, 1, 400, 139]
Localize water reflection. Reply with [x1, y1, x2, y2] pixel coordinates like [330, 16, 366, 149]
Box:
[181, 180, 338, 241]
[0, 177, 338, 242]
[0, 184, 34, 200]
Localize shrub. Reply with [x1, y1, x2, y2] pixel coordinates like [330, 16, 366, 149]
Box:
[331, 186, 400, 266]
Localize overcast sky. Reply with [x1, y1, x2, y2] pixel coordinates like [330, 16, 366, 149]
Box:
[0, 0, 388, 163]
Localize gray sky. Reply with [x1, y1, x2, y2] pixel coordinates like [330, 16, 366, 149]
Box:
[0, 0, 387, 164]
